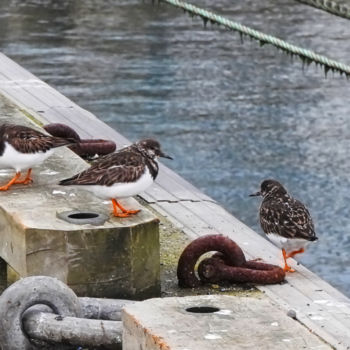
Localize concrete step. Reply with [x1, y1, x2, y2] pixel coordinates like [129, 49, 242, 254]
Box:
[123, 294, 331, 350]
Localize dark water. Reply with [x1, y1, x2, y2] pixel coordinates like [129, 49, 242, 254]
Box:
[0, 0, 350, 296]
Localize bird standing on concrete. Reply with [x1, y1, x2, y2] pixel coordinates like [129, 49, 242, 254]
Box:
[0, 123, 75, 191]
[250, 179, 317, 272]
[59, 138, 172, 217]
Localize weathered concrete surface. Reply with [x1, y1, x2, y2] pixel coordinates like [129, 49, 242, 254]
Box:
[123, 295, 331, 350]
[0, 94, 160, 299]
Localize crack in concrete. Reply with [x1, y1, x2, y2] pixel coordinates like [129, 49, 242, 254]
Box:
[144, 198, 216, 204]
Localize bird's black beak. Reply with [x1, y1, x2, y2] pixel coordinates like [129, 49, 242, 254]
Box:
[159, 151, 173, 160]
[249, 191, 261, 197]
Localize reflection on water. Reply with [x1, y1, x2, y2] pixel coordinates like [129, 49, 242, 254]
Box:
[0, 0, 350, 295]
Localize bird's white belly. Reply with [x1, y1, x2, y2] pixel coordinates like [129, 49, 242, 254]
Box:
[0, 142, 54, 172]
[80, 168, 154, 199]
[266, 233, 311, 254]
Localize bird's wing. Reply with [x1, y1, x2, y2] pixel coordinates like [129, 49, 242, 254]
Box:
[5, 124, 73, 153]
[60, 150, 146, 186]
[260, 198, 316, 240]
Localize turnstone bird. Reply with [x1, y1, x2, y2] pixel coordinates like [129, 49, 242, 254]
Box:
[59, 138, 172, 217]
[0, 123, 76, 191]
[250, 179, 318, 272]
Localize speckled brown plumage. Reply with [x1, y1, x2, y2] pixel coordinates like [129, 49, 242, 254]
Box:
[257, 179, 317, 241]
[0, 123, 77, 191]
[0, 123, 74, 155]
[59, 139, 166, 186]
[250, 179, 318, 272]
[59, 138, 172, 217]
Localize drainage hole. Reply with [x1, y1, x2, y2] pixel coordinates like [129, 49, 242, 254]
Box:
[186, 306, 220, 314]
[68, 212, 99, 219]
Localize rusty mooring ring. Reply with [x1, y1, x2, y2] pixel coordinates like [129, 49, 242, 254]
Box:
[44, 123, 116, 158]
[177, 234, 285, 288]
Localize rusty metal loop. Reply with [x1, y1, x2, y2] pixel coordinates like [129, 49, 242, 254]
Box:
[44, 123, 116, 158]
[44, 123, 81, 142]
[198, 253, 285, 284]
[177, 234, 285, 288]
[70, 139, 116, 158]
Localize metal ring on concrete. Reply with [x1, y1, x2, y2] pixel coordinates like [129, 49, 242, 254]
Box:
[70, 139, 117, 158]
[0, 276, 82, 350]
[44, 123, 117, 159]
[177, 234, 285, 287]
[29, 297, 136, 322]
[43, 123, 81, 142]
[79, 297, 135, 321]
[22, 311, 122, 350]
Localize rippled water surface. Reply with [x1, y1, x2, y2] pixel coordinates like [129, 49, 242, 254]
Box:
[0, 0, 350, 295]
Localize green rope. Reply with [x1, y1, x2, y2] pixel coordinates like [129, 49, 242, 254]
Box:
[159, 0, 350, 77]
[295, 0, 350, 20]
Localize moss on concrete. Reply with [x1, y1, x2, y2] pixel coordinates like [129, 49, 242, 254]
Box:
[19, 108, 44, 127]
[141, 200, 262, 299]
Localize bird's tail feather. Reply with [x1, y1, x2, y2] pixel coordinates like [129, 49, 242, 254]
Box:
[59, 175, 78, 186]
[52, 137, 78, 149]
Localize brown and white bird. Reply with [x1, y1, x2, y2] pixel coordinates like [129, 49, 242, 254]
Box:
[250, 179, 317, 272]
[59, 138, 172, 217]
[0, 123, 75, 191]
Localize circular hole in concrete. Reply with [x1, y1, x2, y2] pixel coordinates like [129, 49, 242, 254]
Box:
[57, 210, 108, 226]
[68, 212, 99, 220]
[186, 306, 220, 314]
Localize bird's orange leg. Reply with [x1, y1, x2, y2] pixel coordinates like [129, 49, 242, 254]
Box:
[282, 248, 295, 273]
[0, 172, 22, 191]
[111, 199, 129, 217]
[14, 168, 33, 185]
[115, 199, 140, 215]
[111, 199, 140, 217]
[286, 248, 305, 259]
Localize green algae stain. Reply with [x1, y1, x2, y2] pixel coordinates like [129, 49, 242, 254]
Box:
[19, 108, 44, 126]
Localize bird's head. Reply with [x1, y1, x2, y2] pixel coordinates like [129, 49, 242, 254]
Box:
[249, 179, 287, 198]
[136, 139, 173, 160]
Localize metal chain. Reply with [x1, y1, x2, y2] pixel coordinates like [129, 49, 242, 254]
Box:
[159, 0, 350, 77]
[296, 0, 350, 20]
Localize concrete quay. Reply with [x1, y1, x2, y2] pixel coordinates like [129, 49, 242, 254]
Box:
[0, 52, 349, 349]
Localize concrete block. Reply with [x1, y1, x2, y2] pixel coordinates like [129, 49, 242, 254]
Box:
[123, 295, 331, 350]
[0, 95, 160, 299]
